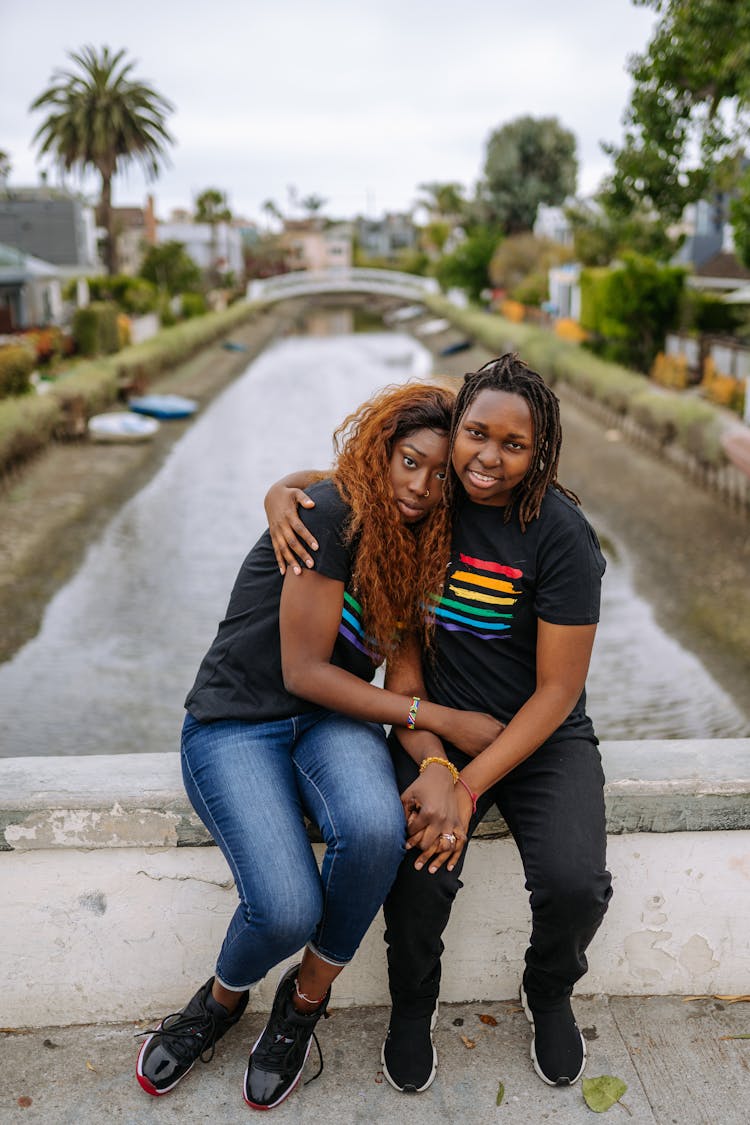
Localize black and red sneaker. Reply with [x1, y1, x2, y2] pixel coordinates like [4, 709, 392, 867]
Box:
[243, 964, 330, 1110]
[136, 977, 248, 1096]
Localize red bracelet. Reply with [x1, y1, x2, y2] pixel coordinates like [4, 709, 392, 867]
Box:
[457, 775, 478, 814]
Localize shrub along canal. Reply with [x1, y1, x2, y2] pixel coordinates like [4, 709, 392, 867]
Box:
[0, 319, 747, 757]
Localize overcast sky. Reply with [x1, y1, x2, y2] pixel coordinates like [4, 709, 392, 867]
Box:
[2, 0, 658, 224]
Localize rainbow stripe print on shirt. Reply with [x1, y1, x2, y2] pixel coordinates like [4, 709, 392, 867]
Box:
[339, 590, 382, 664]
[430, 553, 523, 640]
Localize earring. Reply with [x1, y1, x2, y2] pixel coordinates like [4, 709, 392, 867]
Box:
[423, 487, 430, 498]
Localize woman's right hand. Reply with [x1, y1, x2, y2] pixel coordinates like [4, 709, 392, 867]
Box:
[440, 709, 504, 758]
[264, 484, 318, 575]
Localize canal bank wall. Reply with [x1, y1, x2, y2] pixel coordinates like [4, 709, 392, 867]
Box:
[1, 740, 748, 1028]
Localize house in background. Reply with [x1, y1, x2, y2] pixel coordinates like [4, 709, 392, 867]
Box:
[280, 218, 352, 272]
[0, 187, 99, 276]
[0, 241, 63, 331]
[155, 217, 245, 280]
[355, 213, 418, 261]
[97, 195, 157, 275]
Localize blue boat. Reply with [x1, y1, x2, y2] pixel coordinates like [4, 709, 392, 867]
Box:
[129, 394, 198, 420]
[439, 339, 473, 357]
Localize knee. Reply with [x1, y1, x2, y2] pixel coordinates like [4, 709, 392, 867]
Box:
[535, 867, 612, 924]
[335, 799, 406, 870]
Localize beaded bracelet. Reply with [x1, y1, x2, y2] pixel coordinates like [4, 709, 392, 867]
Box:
[419, 755, 460, 784]
[406, 696, 421, 729]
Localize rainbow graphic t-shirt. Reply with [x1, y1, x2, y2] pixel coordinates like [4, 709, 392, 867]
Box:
[424, 491, 605, 744]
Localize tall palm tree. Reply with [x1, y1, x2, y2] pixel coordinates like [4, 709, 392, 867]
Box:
[30, 45, 174, 274]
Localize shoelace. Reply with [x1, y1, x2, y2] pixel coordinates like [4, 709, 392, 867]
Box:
[256, 1008, 329, 1087]
[136, 1008, 219, 1065]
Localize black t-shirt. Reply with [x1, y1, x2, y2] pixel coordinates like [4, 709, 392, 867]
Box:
[424, 488, 606, 745]
[185, 479, 379, 723]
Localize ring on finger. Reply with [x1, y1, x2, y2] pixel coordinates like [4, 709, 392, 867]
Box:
[439, 832, 457, 848]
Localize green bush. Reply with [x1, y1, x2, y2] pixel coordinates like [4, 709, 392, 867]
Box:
[0, 345, 35, 399]
[72, 302, 121, 357]
[181, 292, 207, 319]
[0, 394, 60, 474]
[65, 275, 160, 315]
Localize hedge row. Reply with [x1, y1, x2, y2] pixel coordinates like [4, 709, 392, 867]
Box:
[424, 294, 728, 469]
[0, 300, 260, 477]
[0, 344, 36, 399]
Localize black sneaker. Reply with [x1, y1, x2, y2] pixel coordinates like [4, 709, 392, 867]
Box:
[520, 983, 586, 1086]
[243, 964, 330, 1110]
[136, 977, 248, 1096]
[381, 1003, 438, 1093]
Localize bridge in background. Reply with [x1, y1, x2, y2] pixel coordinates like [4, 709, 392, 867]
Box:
[247, 267, 439, 303]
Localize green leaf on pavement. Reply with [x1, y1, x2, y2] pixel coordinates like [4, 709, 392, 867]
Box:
[582, 1075, 628, 1112]
[496, 1080, 504, 1106]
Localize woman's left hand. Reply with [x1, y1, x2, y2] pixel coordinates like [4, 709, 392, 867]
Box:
[401, 772, 473, 874]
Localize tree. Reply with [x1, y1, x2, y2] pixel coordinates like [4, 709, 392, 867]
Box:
[0, 150, 10, 188]
[139, 241, 202, 295]
[301, 193, 327, 218]
[30, 45, 174, 274]
[604, 0, 750, 224]
[565, 199, 677, 266]
[488, 233, 574, 301]
[730, 169, 750, 270]
[433, 227, 501, 302]
[477, 116, 578, 234]
[195, 188, 232, 283]
[416, 181, 466, 221]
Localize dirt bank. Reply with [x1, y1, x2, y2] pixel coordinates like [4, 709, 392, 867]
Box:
[2, 304, 749, 725]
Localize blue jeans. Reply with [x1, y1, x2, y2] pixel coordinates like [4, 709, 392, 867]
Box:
[181, 710, 406, 990]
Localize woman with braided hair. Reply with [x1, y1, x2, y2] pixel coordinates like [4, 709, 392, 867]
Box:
[266, 353, 612, 1096]
[136, 382, 501, 1111]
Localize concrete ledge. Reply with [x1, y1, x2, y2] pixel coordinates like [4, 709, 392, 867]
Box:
[2, 740, 749, 850]
[2, 740, 749, 1027]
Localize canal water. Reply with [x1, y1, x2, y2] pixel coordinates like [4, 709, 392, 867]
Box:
[0, 325, 747, 757]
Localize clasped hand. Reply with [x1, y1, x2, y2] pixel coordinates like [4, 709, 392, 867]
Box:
[401, 767, 473, 875]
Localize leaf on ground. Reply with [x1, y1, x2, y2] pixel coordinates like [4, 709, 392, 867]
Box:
[719, 1034, 750, 1040]
[479, 1013, 498, 1026]
[496, 1080, 505, 1106]
[715, 995, 750, 1003]
[683, 995, 709, 1002]
[460, 1034, 476, 1049]
[17, 1096, 32, 1108]
[85, 1060, 97, 1072]
[582, 1075, 628, 1112]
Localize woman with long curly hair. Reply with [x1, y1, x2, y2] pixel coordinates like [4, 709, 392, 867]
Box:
[136, 382, 501, 1112]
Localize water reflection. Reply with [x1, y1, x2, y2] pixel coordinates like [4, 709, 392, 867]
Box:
[0, 327, 746, 756]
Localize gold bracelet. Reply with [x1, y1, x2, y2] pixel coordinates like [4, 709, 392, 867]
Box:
[419, 756, 459, 784]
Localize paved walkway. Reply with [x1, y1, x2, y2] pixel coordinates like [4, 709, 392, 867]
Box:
[2, 995, 747, 1123]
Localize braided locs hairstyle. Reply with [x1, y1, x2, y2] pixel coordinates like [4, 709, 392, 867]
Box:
[445, 353, 579, 531]
[332, 382, 454, 657]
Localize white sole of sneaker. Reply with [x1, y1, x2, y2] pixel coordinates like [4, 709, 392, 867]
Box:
[519, 984, 587, 1087]
[380, 1003, 439, 1094]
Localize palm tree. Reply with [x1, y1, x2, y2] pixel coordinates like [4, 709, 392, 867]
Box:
[195, 188, 232, 284]
[30, 45, 174, 274]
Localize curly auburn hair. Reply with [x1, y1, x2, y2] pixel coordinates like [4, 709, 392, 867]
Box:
[332, 382, 454, 657]
[446, 353, 579, 531]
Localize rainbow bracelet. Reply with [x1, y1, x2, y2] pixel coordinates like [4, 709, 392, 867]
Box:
[406, 696, 421, 729]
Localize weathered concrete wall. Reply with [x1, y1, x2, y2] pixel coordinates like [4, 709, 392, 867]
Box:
[2, 741, 749, 1028]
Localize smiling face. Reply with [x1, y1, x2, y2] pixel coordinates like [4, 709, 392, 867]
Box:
[388, 426, 449, 523]
[452, 388, 534, 507]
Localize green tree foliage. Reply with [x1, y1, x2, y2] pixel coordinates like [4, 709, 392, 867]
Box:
[417, 181, 467, 220]
[580, 253, 685, 371]
[488, 233, 574, 302]
[139, 241, 202, 295]
[30, 46, 173, 275]
[433, 227, 501, 302]
[478, 116, 578, 234]
[730, 168, 750, 269]
[194, 188, 232, 225]
[566, 201, 677, 266]
[300, 193, 327, 217]
[604, 0, 750, 224]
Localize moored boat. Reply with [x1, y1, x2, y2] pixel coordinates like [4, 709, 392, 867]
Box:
[128, 394, 198, 419]
[88, 412, 161, 443]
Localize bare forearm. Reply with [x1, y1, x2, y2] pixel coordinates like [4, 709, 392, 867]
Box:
[459, 685, 579, 795]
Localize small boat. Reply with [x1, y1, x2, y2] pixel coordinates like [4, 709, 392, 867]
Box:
[385, 304, 425, 324]
[414, 318, 450, 337]
[88, 412, 160, 443]
[440, 339, 473, 357]
[128, 394, 198, 420]
[221, 341, 248, 352]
